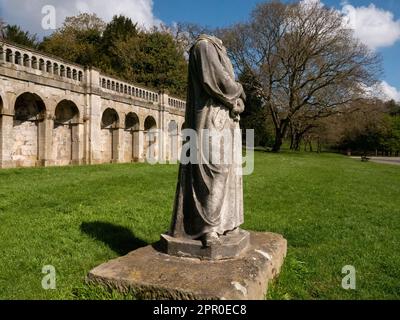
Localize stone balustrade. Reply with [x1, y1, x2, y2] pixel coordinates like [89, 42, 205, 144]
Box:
[0, 40, 84, 83]
[99, 75, 159, 104]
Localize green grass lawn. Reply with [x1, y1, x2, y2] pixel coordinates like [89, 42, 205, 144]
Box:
[0, 152, 399, 300]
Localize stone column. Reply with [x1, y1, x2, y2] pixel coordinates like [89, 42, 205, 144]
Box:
[158, 91, 170, 164]
[137, 128, 145, 163]
[0, 113, 14, 168]
[72, 122, 84, 165]
[38, 112, 54, 167]
[85, 68, 103, 165]
[132, 129, 141, 162]
[113, 127, 124, 163]
[0, 47, 5, 62]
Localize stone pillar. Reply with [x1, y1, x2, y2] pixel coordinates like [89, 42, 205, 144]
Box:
[137, 129, 145, 163]
[72, 122, 84, 165]
[0, 113, 14, 168]
[132, 129, 141, 162]
[158, 91, 170, 164]
[113, 127, 124, 163]
[0, 47, 5, 62]
[85, 68, 103, 165]
[38, 112, 54, 167]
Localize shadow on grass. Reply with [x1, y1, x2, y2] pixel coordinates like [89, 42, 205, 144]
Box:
[80, 221, 148, 256]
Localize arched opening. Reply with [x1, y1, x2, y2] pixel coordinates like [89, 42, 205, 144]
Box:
[31, 56, 37, 69]
[14, 51, 22, 65]
[168, 120, 179, 162]
[46, 61, 52, 73]
[23, 54, 30, 67]
[78, 71, 83, 81]
[12, 93, 46, 167]
[72, 69, 77, 80]
[53, 100, 80, 165]
[53, 63, 59, 75]
[60, 65, 65, 77]
[66, 67, 71, 79]
[124, 113, 140, 162]
[144, 116, 158, 161]
[101, 108, 120, 162]
[5, 49, 12, 63]
[39, 59, 45, 71]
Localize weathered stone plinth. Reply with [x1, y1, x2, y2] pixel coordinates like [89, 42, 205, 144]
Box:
[87, 231, 287, 300]
[160, 229, 250, 260]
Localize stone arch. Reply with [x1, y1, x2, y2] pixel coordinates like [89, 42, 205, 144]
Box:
[124, 112, 140, 162]
[23, 54, 30, 67]
[12, 92, 46, 167]
[53, 63, 59, 75]
[66, 67, 71, 79]
[14, 51, 21, 65]
[144, 116, 158, 161]
[53, 100, 80, 165]
[39, 58, 45, 71]
[101, 108, 120, 162]
[46, 61, 52, 73]
[31, 56, 38, 69]
[5, 48, 12, 63]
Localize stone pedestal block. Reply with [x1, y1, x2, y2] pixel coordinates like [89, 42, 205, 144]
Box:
[160, 229, 250, 260]
[87, 231, 287, 300]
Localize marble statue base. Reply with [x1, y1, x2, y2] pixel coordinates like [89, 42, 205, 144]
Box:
[86, 231, 287, 300]
[160, 229, 250, 260]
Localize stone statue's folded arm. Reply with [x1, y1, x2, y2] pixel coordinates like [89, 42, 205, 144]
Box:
[195, 40, 244, 110]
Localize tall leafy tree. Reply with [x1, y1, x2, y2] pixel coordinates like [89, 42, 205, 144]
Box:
[40, 13, 106, 66]
[2, 24, 38, 48]
[112, 28, 187, 96]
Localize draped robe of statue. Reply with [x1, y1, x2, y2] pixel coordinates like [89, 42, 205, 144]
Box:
[169, 35, 246, 241]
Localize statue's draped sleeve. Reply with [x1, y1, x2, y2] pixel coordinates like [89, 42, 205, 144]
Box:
[194, 40, 244, 110]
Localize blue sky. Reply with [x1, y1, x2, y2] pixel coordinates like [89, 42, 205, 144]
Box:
[154, 0, 400, 99]
[1, 0, 399, 100]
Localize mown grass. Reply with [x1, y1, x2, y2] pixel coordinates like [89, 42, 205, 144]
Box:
[0, 152, 399, 300]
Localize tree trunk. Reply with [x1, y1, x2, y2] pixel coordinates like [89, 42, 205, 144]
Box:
[272, 130, 283, 152]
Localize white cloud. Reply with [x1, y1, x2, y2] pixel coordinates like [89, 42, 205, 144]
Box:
[342, 3, 400, 50]
[378, 81, 400, 102]
[365, 81, 400, 102]
[0, 0, 161, 37]
[299, 0, 400, 50]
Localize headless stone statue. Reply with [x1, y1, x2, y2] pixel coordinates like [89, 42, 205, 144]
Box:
[167, 34, 247, 250]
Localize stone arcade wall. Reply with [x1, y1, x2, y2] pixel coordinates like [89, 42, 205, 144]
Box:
[0, 40, 186, 168]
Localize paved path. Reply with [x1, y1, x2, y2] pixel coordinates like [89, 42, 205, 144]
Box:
[351, 157, 400, 166]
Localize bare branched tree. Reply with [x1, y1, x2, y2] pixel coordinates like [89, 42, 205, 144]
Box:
[220, 0, 382, 151]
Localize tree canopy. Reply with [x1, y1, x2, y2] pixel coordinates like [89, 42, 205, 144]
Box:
[3, 13, 188, 97]
[220, 0, 381, 152]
